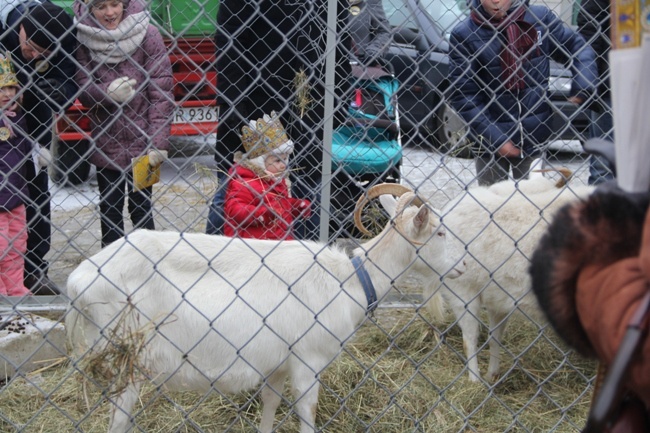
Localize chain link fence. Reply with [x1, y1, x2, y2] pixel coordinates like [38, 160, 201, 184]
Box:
[0, 0, 610, 431]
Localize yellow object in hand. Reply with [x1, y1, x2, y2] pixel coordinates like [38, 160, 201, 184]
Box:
[132, 155, 161, 191]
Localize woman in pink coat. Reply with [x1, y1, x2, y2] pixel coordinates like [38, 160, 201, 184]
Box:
[74, 0, 173, 247]
[224, 112, 310, 241]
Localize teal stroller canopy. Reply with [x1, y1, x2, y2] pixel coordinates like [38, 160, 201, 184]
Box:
[332, 65, 401, 176]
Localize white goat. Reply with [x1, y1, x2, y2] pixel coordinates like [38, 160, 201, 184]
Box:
[424, 167, 594, 382]
[65, 186, 463, 433]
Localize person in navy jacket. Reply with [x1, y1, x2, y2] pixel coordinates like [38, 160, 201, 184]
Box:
[448, 0, 597, 185]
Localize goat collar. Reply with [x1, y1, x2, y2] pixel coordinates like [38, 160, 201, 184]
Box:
[351, 256, 378, 313]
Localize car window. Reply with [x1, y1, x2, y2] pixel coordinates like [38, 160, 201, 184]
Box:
[383, 0, 418, 29]
[421, 0, 469, 34]
[382, 0, 469, 35]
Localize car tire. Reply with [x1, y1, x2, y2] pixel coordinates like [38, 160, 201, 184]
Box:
[433, 103, 474, 159]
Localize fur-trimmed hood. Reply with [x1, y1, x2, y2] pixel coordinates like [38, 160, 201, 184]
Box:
[530, 190, 650, 357]
[233, 151, 290, 181]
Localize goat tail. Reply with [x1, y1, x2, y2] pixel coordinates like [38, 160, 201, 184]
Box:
[421, 282, 448, 323]
[64, 298, 84, 356]
[65, 268, 105, 357]
[64, 301, 104, 360]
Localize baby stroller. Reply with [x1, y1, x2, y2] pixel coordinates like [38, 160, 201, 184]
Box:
[330, 63, 402, 237]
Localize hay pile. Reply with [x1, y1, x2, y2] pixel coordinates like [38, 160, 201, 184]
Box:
[0, 310, 595, 432]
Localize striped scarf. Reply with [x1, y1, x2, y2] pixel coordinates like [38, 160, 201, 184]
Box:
[471, 6, 540, 90]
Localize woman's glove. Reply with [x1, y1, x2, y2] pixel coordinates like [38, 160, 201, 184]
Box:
[34, 78, 68, 106]
[34, 145, 52, 169]
[148, 149, 168, 167]
[107, 76, 137, 103]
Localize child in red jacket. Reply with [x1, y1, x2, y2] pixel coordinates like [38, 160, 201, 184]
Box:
[223, 112, 310, 240]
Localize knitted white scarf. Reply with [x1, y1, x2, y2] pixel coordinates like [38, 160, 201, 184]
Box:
[75, 11, 150, 64]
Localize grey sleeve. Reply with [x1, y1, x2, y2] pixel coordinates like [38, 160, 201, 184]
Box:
[364, 0, 391, 58]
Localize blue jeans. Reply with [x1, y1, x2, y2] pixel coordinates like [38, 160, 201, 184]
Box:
[587, 100, 615, 186]
[205, 172, 229, 235]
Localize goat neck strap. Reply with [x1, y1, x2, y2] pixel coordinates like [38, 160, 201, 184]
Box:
[351, 256, 378, 313]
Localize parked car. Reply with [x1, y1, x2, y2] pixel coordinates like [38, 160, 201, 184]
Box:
[380, 0, 590, 155]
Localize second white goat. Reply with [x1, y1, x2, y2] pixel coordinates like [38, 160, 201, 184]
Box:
[424, 167, 593, 382]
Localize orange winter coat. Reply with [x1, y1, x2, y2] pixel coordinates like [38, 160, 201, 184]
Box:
[531, 190, 650, 407]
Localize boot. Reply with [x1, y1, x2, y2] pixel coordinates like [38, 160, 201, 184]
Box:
[24, 273, 61, 296]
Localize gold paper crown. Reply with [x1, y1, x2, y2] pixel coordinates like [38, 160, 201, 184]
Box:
[240, 111, 293, 159]
[0, 53, 18, 88]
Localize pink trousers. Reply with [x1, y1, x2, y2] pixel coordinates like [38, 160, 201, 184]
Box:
[0, 205, 30, 296]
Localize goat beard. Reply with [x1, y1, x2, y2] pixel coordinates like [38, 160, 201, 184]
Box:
[530, 190, 650, 357]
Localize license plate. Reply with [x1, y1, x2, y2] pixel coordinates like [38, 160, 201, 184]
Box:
[173, 106, 219, 124]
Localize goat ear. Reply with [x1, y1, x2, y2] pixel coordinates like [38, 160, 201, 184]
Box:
[413, 205, 429, 231]
[379, 194, 398, 218]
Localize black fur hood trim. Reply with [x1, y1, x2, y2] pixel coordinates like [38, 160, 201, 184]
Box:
[529, 190, 650, 357]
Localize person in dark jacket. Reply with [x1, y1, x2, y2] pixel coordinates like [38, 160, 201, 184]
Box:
[448, 0, 597, 186]
[0, 1, 78, 294]
[206, 0, 351, 241]
[577, 0, 615, 185]
[0, 53, 33, 296]
[74, 0, 173, 247]
[349, 0, 391, 67]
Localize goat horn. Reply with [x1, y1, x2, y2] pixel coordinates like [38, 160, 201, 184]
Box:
[353, 183, 415, 236]
[554, 168, 573, 188]
[393, 191, 425, 230]
[532, 167, 574, 188]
